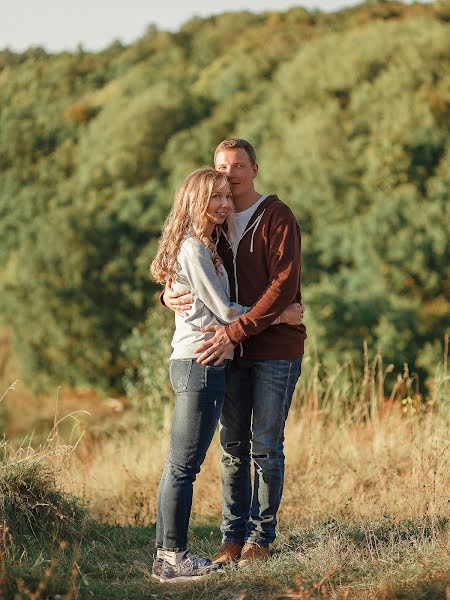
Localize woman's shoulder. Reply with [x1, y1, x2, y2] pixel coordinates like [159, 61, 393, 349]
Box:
[179, 236, 211, 261]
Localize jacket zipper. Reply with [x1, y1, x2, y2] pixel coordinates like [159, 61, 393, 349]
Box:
[225, 205, 267, 357]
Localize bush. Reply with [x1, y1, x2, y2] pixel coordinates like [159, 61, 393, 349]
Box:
[121, 304, 174, 422]
[0, 439, 86, 553]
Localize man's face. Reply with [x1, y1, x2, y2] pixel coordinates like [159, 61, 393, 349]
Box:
[214, 148, 258, 199]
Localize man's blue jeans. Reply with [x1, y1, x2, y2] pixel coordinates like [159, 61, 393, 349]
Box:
[219, 357, 302, 546]
[156, 359, 226, 551]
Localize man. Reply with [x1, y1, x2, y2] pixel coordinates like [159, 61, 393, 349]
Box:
[164, 138, 306, 567]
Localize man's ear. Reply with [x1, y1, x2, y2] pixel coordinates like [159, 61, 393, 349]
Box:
[252, 162, 259, 178]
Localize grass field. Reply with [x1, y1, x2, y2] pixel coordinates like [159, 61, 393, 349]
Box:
[1, 351, 449, 599]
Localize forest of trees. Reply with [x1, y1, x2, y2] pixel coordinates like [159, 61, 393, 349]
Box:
[0, 1, 449, 398]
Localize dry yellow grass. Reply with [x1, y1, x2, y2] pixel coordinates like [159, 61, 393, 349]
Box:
[47, 396, 448, 598]
[45, 347, 449, 532]
[1, 348, 449, 598]
[58, 400, 449, 528]
[2, 342, 448, 529]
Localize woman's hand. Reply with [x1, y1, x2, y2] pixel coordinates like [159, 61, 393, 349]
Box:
[279, 302, 304, 325]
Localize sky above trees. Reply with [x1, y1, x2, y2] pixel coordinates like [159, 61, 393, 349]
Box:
[0, 0, 426, 52]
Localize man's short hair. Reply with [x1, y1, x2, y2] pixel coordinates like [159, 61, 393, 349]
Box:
[214, 138, 257, 166]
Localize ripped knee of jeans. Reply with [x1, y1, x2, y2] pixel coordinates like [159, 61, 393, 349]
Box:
[251, 446, 284, 461]
[221, 439, 250, 463]
[225, 441, 240, 449]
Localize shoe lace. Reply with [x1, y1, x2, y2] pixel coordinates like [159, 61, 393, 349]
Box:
[183, 551, 213, 570]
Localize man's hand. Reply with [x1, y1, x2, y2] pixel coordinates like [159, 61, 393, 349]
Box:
[195, 326, 234, 366]
[279, 302, 304, 325]
[163, 286, 193, 316]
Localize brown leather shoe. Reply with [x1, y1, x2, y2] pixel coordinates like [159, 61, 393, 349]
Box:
[212, 542, 244, 564]
[238, 542, 270, 567]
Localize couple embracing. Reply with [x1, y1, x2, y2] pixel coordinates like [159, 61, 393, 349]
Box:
[150, 138, 307, 583]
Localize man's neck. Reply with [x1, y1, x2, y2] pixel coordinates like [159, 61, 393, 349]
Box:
[233, 190, 262, 213]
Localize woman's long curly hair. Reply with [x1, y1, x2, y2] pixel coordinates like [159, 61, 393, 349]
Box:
[150, 167, 231, 284]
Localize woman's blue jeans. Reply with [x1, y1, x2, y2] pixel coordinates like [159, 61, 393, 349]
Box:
[155, 359, 226, 551]
[219, 357, 302, 546]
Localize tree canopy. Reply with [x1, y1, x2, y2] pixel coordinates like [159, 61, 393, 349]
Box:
[0, 1, 448, 392]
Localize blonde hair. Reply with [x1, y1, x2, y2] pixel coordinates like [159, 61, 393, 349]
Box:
[151, 167, 230, 284]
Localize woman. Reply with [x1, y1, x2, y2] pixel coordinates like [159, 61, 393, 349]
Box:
[150, 167, 300, 583]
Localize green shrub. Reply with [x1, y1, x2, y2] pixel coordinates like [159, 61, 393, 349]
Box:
[121, 304, 174, 422]
[0, 441, 86, 552]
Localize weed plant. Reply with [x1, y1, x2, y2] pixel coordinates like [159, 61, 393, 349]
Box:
[0, 384, 87, 560]
[0, 441, 85, 551]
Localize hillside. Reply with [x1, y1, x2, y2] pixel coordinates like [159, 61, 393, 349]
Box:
[0, 1, 449, 393]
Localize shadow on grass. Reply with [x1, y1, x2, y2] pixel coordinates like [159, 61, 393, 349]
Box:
[3, 518, 449, 599]
[4, 522, 258, 600]
[385, 578, 450, 600]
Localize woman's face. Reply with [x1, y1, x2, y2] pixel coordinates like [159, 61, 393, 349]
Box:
[205, 180, 233, 229]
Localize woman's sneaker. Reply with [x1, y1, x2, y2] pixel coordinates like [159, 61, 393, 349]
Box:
[159, 552, 222, 583]
[151, 557, 164, 579]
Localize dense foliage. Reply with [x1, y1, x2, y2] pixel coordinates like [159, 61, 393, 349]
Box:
[0, 1, 448, 393]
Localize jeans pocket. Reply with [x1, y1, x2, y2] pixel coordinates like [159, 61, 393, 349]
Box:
[170, 360, 193, 393]
[206, 362, 227, 371]
[205, 360, 228, 391]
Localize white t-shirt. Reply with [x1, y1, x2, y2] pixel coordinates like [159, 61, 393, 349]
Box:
[229, 195, 267, 251]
